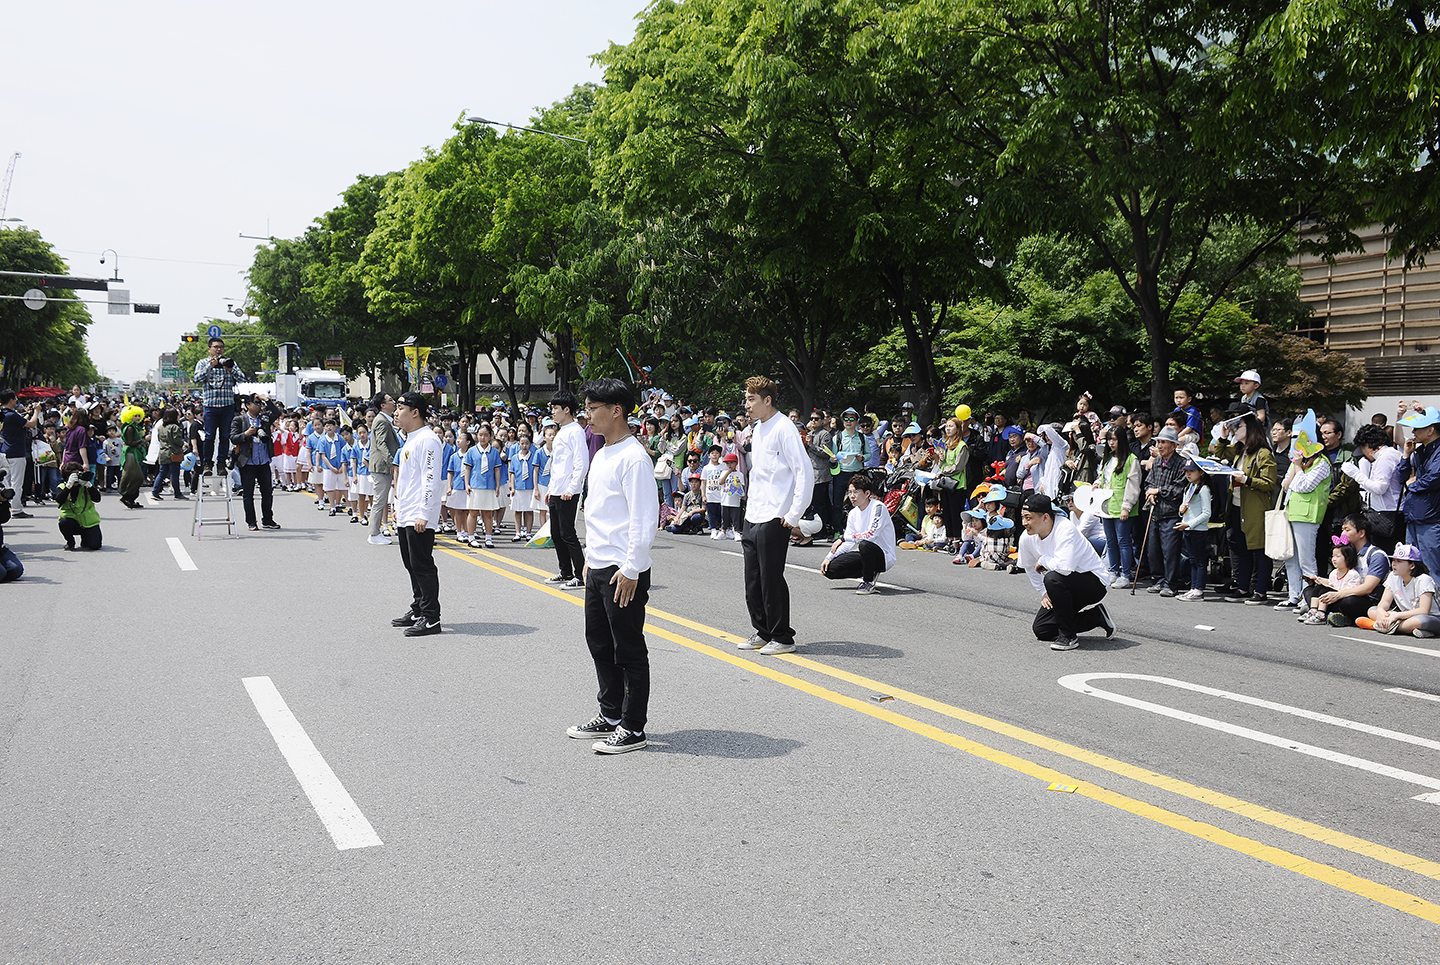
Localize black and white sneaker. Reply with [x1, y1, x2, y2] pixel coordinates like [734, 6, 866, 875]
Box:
[1050, 636, 1080, 651]
[404, 619, 442, 637]
[543, 574, 570, 586]
[561, 577, 582, 589]
[566, 714, 618, 740]
[391, 611, 421, 627]
[593, 727, 647, 754]
[1093, 603, 1115, 638]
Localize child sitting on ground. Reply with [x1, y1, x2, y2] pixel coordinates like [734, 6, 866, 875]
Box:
[1356, 544, 1440, 638]
[666, 472, 708, 534]
[1300, 541, 1362, 626]
[902, 496, 947, 551]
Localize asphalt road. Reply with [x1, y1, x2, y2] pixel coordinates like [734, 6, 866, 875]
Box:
[3, 486, 1439, 964]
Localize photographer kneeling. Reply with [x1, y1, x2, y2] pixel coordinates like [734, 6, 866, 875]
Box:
[820, 473, 896, 595]
[56, 462, 103, 551]
[231, 395, 281, 532]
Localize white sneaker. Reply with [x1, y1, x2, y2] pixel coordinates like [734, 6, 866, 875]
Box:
[1178, 589, 1205, 601]
[367, 535, 393, 545]
[732, 530, 742, 542]
[1110, 577, 1132, 589]
[710, 530, 723, 540]
[737, 634, 765, 650]
[759, 640, 797, 655]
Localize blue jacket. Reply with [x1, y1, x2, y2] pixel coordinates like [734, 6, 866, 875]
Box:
[1403, 438, 1440, 524]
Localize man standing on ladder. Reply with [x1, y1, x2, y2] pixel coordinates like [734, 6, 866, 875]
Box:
[193, 337, 244, 476]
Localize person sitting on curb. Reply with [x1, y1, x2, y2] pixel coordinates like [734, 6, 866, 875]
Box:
[1355, 543, 1440, 638]
[1018, 492, 1115, 651]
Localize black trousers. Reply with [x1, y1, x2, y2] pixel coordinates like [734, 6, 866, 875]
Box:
[1145, 512, 1183, 589]
[398, 525, 440, 622]
[824, 541, 886, 583]
[1334, 593, 1377, 621]
[238, 463, 275, 527]
[548, 495, 585, 579]
[58, 518, 102, 550]
[742, 517, 793, 645]
[1032, 570, 1108, 641]
[584, 564, 651, 733]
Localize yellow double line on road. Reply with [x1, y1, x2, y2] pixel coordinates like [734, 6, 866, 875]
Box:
[440, 544, 1440, 924]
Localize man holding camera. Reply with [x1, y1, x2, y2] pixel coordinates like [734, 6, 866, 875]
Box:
[194, 336, 244, 475]
[0, 391, 38, 518]
[230, 395, 281, 532]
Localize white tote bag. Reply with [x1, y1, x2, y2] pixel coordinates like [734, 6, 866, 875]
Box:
[1263, 508, 1295, 562]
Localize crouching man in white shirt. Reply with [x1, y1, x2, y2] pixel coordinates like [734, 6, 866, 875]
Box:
[564, 378, 660, 754]
[1018, 492, 1116, 651]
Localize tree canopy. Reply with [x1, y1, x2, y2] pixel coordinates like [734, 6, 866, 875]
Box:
[0, 228, 98, 388]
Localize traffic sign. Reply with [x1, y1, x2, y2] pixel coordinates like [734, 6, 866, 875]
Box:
[22, 289, 44, 310]
[207, 324, 223, 338]
[433, 374, 448, 389]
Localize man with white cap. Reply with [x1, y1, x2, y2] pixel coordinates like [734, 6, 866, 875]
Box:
[1235, 370, 1268, 425]
[1399, 405, 1440, 573]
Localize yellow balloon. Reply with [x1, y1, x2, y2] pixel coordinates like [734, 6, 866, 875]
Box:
[954, 404, 972, 422]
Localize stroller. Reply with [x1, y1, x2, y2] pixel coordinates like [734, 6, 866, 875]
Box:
[875, 467, 922, 538]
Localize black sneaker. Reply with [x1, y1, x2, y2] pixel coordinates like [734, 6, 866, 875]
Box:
[1244, 593, 1268, 606]
[262, 520, 281, 529]
[566, 714, 618, 740]
[391, 611, 421, 627]
[1049, 636, 1080, 651]
[1327, 612, 1353, 628]
[404, 619, 442, 637]
[593, 728, 647, 754]
[561, 577, 583, 589]
[543, 573, 570, 586]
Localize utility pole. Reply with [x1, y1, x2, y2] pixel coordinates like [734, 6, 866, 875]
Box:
[0, 153, 18, 221]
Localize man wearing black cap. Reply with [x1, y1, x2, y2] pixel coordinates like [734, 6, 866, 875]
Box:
[1018, 493, 1115, 651]
[390, 391, 446, 636]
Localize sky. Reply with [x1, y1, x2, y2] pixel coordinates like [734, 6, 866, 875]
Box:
[2, 0, 642, 382]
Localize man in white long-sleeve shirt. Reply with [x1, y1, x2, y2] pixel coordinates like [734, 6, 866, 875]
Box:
[390, 392, 447, 637]
[564, 378, 660, 754]
[543, 389, 591, 590]
[738, 376, 814, 655]
[1018, 492, 1115, 651]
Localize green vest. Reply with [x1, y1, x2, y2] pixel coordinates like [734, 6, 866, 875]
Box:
[1286, 463, 1330, 524]
[1106, 454, 1135, 516]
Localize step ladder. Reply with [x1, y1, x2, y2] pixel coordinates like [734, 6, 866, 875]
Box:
[193, 471, 239, 538]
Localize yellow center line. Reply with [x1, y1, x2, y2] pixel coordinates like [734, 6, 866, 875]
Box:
[442, 545, 1440, 923]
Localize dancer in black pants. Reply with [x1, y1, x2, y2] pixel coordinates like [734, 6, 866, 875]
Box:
[736, 376, 814, 655]
[389, 392, 446, 637]
[543, 389, 590, 589]
[564, 378, 660, 754]
[1018, 493, 1116, 651]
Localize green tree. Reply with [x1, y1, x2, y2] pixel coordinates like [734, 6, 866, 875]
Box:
[595, 0, 994, 421]
[0, 228, 98, 388]
[891, 0, 1372, 414]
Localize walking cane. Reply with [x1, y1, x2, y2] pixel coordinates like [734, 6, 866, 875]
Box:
[1131, 500, 1156, 596]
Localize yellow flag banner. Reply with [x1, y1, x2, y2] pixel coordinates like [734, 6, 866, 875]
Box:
[403, 346, 432, 384]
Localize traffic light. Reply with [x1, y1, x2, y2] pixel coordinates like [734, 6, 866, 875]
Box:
[181, 334, 199, 343]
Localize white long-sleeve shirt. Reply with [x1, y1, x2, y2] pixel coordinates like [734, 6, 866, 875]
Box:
[1018, 514, 1111, 596]
[1037, 425, 1069, 496]
[824, 497, 897, 571]
[584, 435, 659, 580]
[394, 425, 445, 527]
[744, 411, 813, 526]
[548, 420, 590, 497]
[1342, 447, 1403, 511]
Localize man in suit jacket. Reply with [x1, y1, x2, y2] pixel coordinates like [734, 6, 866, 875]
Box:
[229, 395, 280, 532]
[367, 392, 400, 544]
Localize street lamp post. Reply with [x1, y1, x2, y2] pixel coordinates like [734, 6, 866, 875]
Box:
[465, 116, 590, 159]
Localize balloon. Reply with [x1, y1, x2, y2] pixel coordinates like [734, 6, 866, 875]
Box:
[954, 404, 972, 421]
